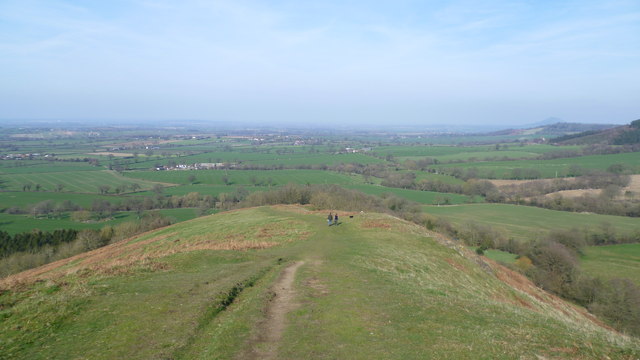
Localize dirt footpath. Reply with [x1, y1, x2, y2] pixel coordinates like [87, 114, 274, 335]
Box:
[243, 261, 304, 360]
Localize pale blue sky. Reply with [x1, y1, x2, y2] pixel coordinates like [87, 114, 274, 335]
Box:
[0, 0, 638, 126]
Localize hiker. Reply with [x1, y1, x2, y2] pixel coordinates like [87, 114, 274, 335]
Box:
[327, 212, 333, 226]
[333, 213, 339, 225]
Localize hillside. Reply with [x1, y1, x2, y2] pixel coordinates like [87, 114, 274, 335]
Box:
[486, 122, 616, 137]
[552, 120, 640, 145]
[1, 206, 638, 359]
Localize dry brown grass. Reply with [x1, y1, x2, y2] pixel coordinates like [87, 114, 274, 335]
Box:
[493, 175, 640, 200]
[487, 258, 615, 331]
[541, 189, 601, 198]
[0, 232, 176, 290]
[422, 228, 619, 334]
[361, 220, 392, 229]
[624, 174, 640, 192]
[537, 175, 640, 199]
[488, 178, 577, 188]
[0, 211, 314, 291]
[444, 258, 467, 272]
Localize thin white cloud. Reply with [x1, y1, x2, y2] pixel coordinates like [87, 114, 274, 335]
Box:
[0, 0, 637, 124]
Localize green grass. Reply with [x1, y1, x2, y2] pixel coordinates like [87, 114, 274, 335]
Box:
[424, 203, 640, 241]
[374, 144, 579, 160]
[434, 151, 640, 178]
[481, 248, 518, 264]
[580, 244, 640, 286]
[1, 206, 637, 359]
[1, 170, 159, 193]
[0, 162, 98, 174]
[0, 208, 199, 234]
[127, 151, 385, 169]
[124, 169, 364, 186]
[432, 150, 544, 162]
[135, 184, 270, 197]
[345, 184, 478, 205]
[0, 191, 121, 210]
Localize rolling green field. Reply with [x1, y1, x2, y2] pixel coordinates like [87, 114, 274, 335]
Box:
[434, 151, 640, 178]
[424, 204, 640, 241]
[123, 169, 364, 186]
[580, 244, 640, 286]
[0, 162, 98, 174]
[134, 184, 269, 197]
[127, 151, 384, 170]
[345, 184, 478, 205]
[1, 206, 637, 359]
[0, 191, 124, 210]
[1, 170, 159, 193]
[373, 144, 580, 161]
[0, 208, 199, 234]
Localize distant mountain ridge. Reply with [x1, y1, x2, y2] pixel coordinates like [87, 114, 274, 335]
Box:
[524, 117, 565, 127]
[486, 121, 617, 137]
[551, 119, 640, 145]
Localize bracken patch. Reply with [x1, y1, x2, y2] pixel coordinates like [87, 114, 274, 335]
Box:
[361, 220, 392, 229]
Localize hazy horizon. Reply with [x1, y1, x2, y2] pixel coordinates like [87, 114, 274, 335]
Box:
[1, 0, 638, 126]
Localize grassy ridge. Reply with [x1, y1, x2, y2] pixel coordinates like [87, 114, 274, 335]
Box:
[424, 203, 640, 240]
[0, 207, 309, 359]
[1, 206, 637, 359]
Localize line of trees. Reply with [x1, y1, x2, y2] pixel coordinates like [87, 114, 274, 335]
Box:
[379, 169, 640, 217]
[0, 229, 78, 258]
[526, 191, 640, 217]
[238, 183, 433, 228]
[497, 173, 630, 198]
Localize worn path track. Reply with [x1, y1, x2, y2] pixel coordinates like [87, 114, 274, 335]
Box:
[244, 260, 304, 360]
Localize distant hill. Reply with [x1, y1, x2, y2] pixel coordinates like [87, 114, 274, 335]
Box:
[551, 119, 640, 145]
[524, 117, 565, 127]
[486, 122, 616, 137]
[1, 205, 637, 359]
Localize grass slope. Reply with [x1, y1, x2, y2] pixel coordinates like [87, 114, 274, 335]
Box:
[1, 206, 637, 359]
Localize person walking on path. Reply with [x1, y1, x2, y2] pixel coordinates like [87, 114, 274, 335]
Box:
[327, 212, 333, 226]
[333, 213, 339, 226]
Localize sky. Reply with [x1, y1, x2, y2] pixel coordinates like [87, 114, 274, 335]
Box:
[0, 0, 639, 127]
